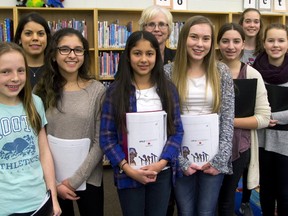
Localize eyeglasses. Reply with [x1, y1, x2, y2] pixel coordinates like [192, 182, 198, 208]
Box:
[144, 22, 169, 31]
[57, 46, 85, 56]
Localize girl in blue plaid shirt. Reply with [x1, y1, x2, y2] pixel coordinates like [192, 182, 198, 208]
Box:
[100, 31, 184, 216]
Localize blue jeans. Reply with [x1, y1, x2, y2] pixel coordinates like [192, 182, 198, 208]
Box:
[174, 171, 224, 216]
[117, 168, 171, 216]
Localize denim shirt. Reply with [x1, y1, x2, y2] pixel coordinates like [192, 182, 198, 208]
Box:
[100, 81, 184, 189]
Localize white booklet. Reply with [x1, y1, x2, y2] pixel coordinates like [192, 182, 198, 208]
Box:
[47, 135, 90, 191]
[181, 113, 219, 167]
[126, 111, 167, 169]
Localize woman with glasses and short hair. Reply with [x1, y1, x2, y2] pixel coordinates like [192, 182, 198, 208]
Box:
[139, 5, 175, 65]
[34, 28, 106, 216]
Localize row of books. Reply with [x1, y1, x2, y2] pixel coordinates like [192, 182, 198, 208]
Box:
[98, 51, 120, 77]
[47, 19, 87, 38]
[98, 21, 132, 48]
[97, 20, 184, 49]
[167, 21, 185, 49]
[0, 18, 13, 42]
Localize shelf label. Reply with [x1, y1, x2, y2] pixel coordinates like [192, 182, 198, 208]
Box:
[273, 0, 286, 11]
[172, 0, 187, 10]
[259, 0, 271, 10]
[243, 0, 256, 8]
[154, 0, 172, 8]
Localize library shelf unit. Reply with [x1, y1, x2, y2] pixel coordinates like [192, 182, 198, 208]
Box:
[0, 7, 13, 23]
[1, 7, 287, 81]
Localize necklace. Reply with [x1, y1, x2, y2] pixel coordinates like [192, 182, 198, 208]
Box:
[29, 66, 43, 78]
[136, 88, 152, 98]
[134, 81, 154, 99]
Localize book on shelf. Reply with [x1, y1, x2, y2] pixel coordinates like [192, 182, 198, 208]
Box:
[47, 18, 87, 38]
[181, 113, 219, 167]
[168, 21, 184, 49]
[126, 111, 167, 169]
[98, 20, 133, 48]
[0, 18, 13, 42]
[99, 51, 120, 77]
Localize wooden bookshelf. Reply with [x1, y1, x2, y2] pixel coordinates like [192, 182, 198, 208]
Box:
[0, 7, 286, 80]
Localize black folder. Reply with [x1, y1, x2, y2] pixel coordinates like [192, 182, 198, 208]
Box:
[233, 79, 257, 118]
[265, 84, 288, 130]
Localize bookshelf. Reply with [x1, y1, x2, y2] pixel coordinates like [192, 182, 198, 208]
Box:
[96, 9, 142, 80]
[0, 7, 14, 42]
[1, 7, 287, 81]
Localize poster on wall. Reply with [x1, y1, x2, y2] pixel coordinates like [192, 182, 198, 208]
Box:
[243, 0, 257, 8]
[154, 0, 172, 8]
[259, 0, 272, 11]
[172, 0, 188, 10]
[273, 0, 287, 11]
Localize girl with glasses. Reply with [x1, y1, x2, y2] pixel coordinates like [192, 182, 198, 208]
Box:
[34, 28, 106, 216]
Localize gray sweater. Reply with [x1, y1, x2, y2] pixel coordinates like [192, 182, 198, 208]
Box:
[46, 80, 106, 189]
[258, 82, 288, 156]
[164, 62, 235, 174]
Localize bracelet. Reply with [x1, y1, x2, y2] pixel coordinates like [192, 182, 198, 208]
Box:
[121, 161, 128, 169]
[119, 160, 128, 173]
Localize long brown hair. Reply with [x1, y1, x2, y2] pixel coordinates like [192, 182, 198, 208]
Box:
[112, 31, 176, 135]
[0, 42, 41, 133]
[172, 16, 221, 113]
[239, 8, 264, 56]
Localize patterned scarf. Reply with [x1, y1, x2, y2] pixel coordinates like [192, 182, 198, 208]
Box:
[253, 51, 288, 84]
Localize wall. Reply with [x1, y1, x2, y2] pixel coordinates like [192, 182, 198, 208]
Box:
[5, 0, 244, 12]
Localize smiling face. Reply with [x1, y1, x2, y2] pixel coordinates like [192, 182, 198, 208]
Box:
[20, 21, 47, 58]
[241, 10, 261, 38]
[130, 39, 156, 81]
[186, 23, 212, 64]
[218, 29, 244, 62]
[55, 34, 85, 78]
[0, 51, 26, 105]
[143, 12, 169, 47]
[264, 28, 288, 66]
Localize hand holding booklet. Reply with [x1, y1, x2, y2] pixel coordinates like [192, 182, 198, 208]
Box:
[47, 135, 90, 191]
[181, 113, 219, 167]
[126, 111, 167, 169]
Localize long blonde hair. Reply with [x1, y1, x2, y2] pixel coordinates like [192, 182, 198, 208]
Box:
[172, 16, 221, 113]
[0, 42, 41, 133]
